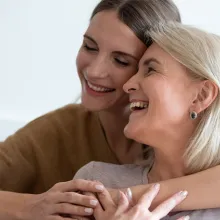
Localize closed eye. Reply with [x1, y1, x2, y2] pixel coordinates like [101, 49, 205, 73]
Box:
[83, 44, 98, 52]
[145, 67, 156, 76]
[115, 58, 129, 66]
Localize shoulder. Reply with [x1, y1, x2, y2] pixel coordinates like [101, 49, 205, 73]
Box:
[28, 104, 93, 130]
[75, 162, 148, 188]
[1, 104, 99, 162]
[6, 104, 98, 142]
[74, 161, 95, 180]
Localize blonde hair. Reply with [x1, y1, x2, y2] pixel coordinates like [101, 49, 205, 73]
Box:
[145, 23, 220, 174]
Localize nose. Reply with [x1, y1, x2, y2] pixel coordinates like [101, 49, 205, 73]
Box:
[85, 55, 109, 79]
[123, 74, 140, 94]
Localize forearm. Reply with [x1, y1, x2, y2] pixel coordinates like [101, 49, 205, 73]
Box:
[0, 191, 33, 220]
[131, 165, 220, 211]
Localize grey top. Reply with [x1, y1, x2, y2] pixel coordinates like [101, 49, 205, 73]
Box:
[74, 161, 220, 220]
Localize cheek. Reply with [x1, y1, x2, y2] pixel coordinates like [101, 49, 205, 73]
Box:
[149, 81, 190, 123]
[76, 49, 90, 75]
[114, 68, 137, 89]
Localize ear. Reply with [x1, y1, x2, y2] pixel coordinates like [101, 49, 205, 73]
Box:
[191, 80, 219, 114]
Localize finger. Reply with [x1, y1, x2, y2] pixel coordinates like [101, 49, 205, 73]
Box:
[152, 190, 188, 219]
[51, 179, 104, 193]
[70, 216, 91, 220]
[47, 216, 73, 220]
[94, 188, 115, 219]
[96, 187, 115, 210]
[50, 192, 98, 208]
[138, 183, 160, 209]
[177, 215, 190, 220]
[93, 199, 104, 219]
[83, 191, 97, 199]
[117, 191, 129, 213]
[53, 203, 94, 216]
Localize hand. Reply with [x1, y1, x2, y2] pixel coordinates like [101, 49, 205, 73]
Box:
[16, 179, 104, 220]
[94, 184, 189, 220]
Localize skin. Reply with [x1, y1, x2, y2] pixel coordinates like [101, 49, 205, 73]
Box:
[122, 42, 218, 212]
[124, 43, 217, 182]
[124, 43, 203, 181]
[76, 10, 147, 164]
[93, 185, 189, 220]
[76, 11, 146, 112]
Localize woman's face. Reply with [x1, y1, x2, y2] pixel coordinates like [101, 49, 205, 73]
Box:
[123, 43, 200, 146]
[76, 11, 146, 111]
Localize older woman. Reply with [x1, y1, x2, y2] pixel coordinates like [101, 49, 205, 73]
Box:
[74, 23, 220, 219]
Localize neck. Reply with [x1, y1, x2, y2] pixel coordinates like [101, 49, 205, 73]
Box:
[147, 123, 198, 183]
[98, 104, 142, 163]
[98, 104, 129, 150]
[148, 150, 185, 183]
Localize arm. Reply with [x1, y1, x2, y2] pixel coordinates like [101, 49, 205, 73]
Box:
[94, 185, 189, 220]
[0, 132, 104, 219]
[0, 191, 33, 220]
[130, 165, 220, 211]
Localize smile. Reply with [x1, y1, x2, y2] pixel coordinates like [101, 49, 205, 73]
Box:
[130, 101, 149, 112]
[87, 80, 115, 93]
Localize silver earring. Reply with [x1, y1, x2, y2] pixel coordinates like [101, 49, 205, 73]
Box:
[190, 111, 197, 120]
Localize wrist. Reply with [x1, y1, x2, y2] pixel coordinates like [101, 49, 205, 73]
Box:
[130, 184, 153, 205]
[0, 191, 35, 220]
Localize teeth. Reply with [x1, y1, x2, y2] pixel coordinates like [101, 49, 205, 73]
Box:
[87, 81, 114, 92]
[130, 101, 149, 111]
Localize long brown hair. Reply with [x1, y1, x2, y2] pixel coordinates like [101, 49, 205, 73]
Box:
[91, 0, 181, 44]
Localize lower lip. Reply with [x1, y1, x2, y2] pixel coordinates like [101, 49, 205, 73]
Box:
[84, 80, 115, 97]
[130, 108, 148, 115]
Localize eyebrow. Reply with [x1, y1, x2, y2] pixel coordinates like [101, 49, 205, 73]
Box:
[83, 34, 97, 45]
[114, 51, 138, 61]
[138, 57, 161, 69]
[143, 58, 161, 66]
[83, 34, 138, 61]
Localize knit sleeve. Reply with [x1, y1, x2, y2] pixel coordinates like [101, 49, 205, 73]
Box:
[0, 127, 37, 192]
[0, 104, 81, 193]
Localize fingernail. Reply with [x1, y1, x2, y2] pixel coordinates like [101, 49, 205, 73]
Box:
[178, 190, 188, 198]
[90, 199, 98, 206]
[183, 216, 190, 220]
[95, 184, 104, 191]
[85, 208, 93, 213]
[153, 183, 160, 190]
[125, 188, 133, 202]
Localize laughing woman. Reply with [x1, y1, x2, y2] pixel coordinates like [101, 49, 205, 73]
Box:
[75, 23, 220, 219]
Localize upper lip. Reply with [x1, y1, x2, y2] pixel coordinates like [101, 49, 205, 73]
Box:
[85, 78, 114, 89]
[130, 99, 149, 103]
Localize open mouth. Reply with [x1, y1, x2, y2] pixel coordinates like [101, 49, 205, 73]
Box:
[130, 101, 149, 112]
[87, 80, 115, 93]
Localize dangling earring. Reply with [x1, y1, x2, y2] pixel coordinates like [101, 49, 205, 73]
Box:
[190, 111, 198, 120]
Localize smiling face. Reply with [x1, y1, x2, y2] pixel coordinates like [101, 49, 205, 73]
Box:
[76, 11, 146, 111]
[123, 43, 201, 146]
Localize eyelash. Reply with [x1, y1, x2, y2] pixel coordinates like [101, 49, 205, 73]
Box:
[115, 58, 129, 66]
[145, 67, 156, 76]
[83, 44, 129, 67]
[83, 44, 97, 51]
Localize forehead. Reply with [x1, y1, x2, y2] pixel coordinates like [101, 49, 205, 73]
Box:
[87, 11, 146, 58]
[139, 43, 171, 64]
[139, 43, 189, 76]
[140, 43, 183, 68]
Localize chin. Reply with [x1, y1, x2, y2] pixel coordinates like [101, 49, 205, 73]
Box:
[124, 124, 136, 140]
[81, 95, 114, 112]
[124, 123, 146, 144]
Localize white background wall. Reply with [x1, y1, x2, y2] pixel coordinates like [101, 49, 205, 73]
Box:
[0, 0, 219, 140]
